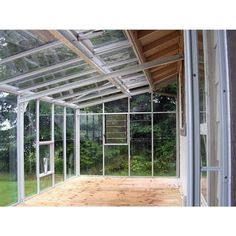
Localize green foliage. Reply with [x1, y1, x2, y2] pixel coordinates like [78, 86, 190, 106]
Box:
[80, 136, 103, 175]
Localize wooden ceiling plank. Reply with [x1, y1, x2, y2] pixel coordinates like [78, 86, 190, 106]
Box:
[152, 67, 177, 80]
[149, 62, 177, 73]
[143, 31, 180, 54]
[126, 30, 154, 89]
[144, 38, 179, 58]
[153, 72, 178, 85]
[146, 44, 179, 61]
[137, 30, 156, 40]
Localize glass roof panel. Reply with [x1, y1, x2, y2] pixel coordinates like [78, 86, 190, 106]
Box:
[99, 47, 136, 65]
[13, 62, 93, 89]
[0, 30, 56, 59]
[89, 30, 126, 48]
[33, 72, 99, 93]
[0, 44, 77, 82]
[110, 61, 138, 71]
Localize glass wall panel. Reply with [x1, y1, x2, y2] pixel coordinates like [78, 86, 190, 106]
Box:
[130, 93, 151, 112]
[39, 101, 51, 141]
[153, 113, 176, 176]
[54, 105, 64, 184]
[66, 108, 75, 178]
[24, 100, 37, 197]
[40, 175, 52, 191]
[80, 104, 103, 114]
[105, 145, 128, 176]
[197, 31, 220, 206]
[130, 114, 151, 176]
[80, 114, 103, 175]
[201, 171, 219, 206]
[39, 145, 50, 174]
[153, 91, 176, 112]
[0, 92, 17, 206]
[105, 98, 128, 113]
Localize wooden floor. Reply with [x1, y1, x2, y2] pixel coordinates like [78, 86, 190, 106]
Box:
[18, 177, 182, 207]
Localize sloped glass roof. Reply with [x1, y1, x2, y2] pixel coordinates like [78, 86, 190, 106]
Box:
[0, 30, 56, 59]
[0, 30, 151, 108]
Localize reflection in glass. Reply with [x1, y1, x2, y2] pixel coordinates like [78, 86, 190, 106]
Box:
[54, 105, 64, 184]
[105, 145, 128, 176]
[66, 108, 75, 178]
[130, 114, 152, 176]
[198, 31, 220, 206]
[24, 100, 37, 197]
[39, 101, 51, 141]
[80, 115, 103, 175]
[0, 92, 17, 206]
[201, 171, 219, 206]
[39, 145, 50, 174]
[40, 175, 52, 191]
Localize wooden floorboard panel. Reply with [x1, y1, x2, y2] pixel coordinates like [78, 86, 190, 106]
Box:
[18, 177, 182, 207]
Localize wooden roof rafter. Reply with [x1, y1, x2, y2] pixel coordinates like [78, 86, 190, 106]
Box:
[126, 30, 183, 90]
[125, 30, 154, 90]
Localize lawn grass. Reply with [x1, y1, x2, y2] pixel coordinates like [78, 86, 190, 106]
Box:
[0, 174, 18, 206]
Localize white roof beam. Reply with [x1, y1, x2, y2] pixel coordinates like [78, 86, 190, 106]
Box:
[20, 54, 183, 102]
[0, 41, 62, 65]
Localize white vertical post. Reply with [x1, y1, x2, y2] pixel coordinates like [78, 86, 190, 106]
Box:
[184, 30, 201, 206]
[102, 103, 105, 176]
[191, 30, 201, 206]
[36, 100, 40, 193]
[63, 106, 67, 180]
[51, 103, 55, 186]
[75, 108, 80, 176]
[151, 92, 154, 177]
[184, 30, 194, 206]
[128, 97, 131, 176]
[217, 30, 230, 206]
[176, 81, 180, 178]
[17, 97, 25, 202]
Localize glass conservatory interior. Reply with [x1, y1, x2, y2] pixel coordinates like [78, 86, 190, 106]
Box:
[0, 30, 182, 206]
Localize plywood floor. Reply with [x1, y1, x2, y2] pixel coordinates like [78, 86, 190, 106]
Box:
[18, 177, 182, 207]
